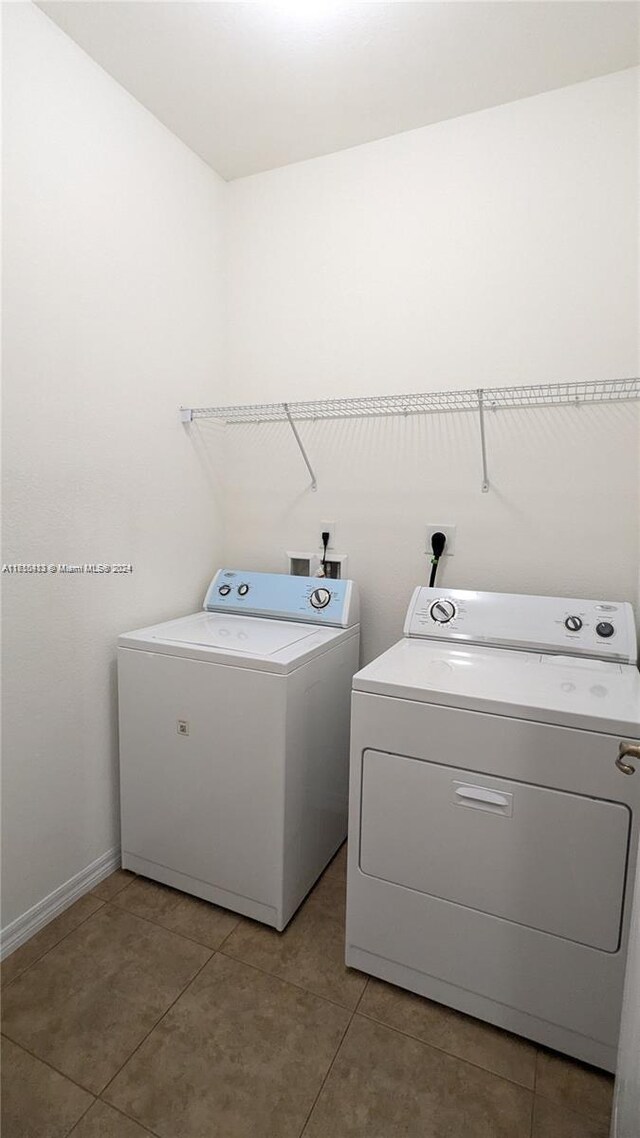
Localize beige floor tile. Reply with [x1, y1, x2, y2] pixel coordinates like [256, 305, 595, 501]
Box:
[1, 895, 104, 988]
[308, 844, 347, 917]
[113, 875, 239, 948]
[536, 1050, 614, 1122]
[70, 1100, 155, 1137]
[222, 847, 365, 1010]
[303, 1014, 533, 1138]
[359, 977, 537, 1088]
[104, 952, 350, 1138]
[1, 1036, 93, 1138]
[2, 905, 211, 1094]
[90, 869, 134, 901]
[532, 1096, 610, 1137]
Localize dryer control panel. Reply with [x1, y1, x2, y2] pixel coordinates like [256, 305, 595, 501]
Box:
[404, 587, 637, 664]
[204, 569, 359, 628]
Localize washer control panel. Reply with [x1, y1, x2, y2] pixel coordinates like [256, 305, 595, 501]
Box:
[404, 587, 637, 664]
[204, 570, 359, 627]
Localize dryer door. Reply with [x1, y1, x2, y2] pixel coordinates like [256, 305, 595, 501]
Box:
[359, 750, 630, 951]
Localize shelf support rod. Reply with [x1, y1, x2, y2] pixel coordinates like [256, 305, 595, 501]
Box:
[477, 389, 490, 493]
[283, 402, 317, 492]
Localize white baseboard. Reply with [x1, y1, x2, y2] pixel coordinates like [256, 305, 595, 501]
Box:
[1, 847, 121, 960]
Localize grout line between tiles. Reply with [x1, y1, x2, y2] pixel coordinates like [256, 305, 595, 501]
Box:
[90, 872, 134, 903]
[530, 1051, 539, 1138]
[1, 899, 106, 991]
[0, 1031, 99, 1102]
[215, 917, 243, 952]
[108, 860, 339, 955]
[108, 892, 241, 953]
[298, 1006, 357, 1137]
[102, 845, 345, 957]
[10, 855, 588, 1138]
[217, 942, 365, 1014]
[532, 1090, 613, 1127]
[97, 898, 225, 954]
[97, 944, 359, 1137]
[68, 1098, 164, 1138]
[2, 867, 353, 1117]
[98, 940, 362, 1135]
[352, 975, 370, 1013]
[97, 947, 216, 1106]
[61, 1094, 97, 1138]
[7, 896, 216, 993]
[295, 963, 370, 1137]
[354, 1009, 538, 1095]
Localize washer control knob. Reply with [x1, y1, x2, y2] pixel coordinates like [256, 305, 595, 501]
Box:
[565, 616, 583, 632]
[218, 585, 231, 596]
[237, 583, 250, 597]
[430, 599, 456, 624]
[310, 588, 331, 609]
[596, 621, 615, 638]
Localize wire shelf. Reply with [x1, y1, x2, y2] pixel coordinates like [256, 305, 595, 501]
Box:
[180, 377, 639, 495]
[183, 377, 640, 424]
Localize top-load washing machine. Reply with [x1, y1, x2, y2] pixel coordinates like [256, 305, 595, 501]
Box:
[346, 587, 640, 1070]
[118, 569, 359, 930]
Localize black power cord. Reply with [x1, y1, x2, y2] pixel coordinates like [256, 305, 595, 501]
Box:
[429, 531, 447, 587]
[321, 531, 330, 576]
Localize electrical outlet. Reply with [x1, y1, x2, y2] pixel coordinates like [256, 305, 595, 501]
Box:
[425, 525, 456, 556]
[319, 520, 336, 550]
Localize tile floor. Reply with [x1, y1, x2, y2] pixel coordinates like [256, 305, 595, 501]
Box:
[1, 845, 614, 1138]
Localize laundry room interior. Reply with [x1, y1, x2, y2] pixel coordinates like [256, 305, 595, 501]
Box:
[2, 3, 640, 1137]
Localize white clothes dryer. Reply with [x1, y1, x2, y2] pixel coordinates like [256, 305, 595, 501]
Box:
[346, 587, 640, 1070]
[118, 569, 359, 930]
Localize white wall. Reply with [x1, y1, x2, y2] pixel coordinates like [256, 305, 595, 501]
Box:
[2, 13, 638, 940]
[1, 4, 226, 930]
[219, 68, 639, 665]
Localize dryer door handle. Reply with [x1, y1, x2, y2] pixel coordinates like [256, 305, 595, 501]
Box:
[454, 786, 510, 809]
[616, 742, 640, 775]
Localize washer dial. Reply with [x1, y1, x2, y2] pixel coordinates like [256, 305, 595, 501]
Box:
[310, 587, 331, 609]
[596, 621, 615, 639]
[564, 616, 583, 632]
[237, 584, 250, 596]
[218, 584, 231, 596]
[430, 599, 456, 624]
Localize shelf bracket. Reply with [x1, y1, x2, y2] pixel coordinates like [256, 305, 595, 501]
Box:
[283, 402, 317, 492]
[477, 388, 490, 493]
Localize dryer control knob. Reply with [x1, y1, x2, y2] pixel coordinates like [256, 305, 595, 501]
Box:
[238, 584, 250, 596]
[218, 585, 231, 596]
[310, 588, 331, 609]
[596, 621, 615, 638]
[430, 599, 456, 623]
[565, 616, 583, 632]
